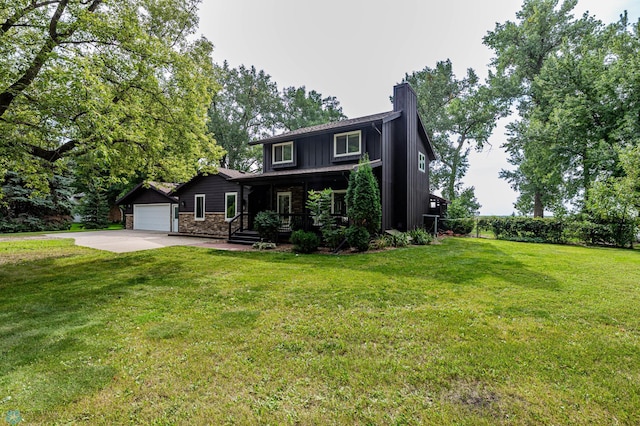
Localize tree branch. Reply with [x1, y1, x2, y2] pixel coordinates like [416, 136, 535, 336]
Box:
[0, 0, 103, 117]
[27, 139, 78, 162]
[0, 1, 61, 36]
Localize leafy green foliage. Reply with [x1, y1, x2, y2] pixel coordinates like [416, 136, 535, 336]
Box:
[253, 210, 281, 242]
[208, 65, 346, 171]
[251, 241, 277, 250]
[565, 218, 638, 248]
[385, 232, 410, 248]
[408, 228, 433, 245]
[76, 189, 110, 229]
[0, 172, 72, 232]
[346, 156, 381, 234]
[345, 226, 370, 252]
[0, 0, 222, 194]
[484, 0, 615, 216]
[490, 217, 566, 244]
[322, 227, 347, 251]
[208, 62, 281, 171]
[306, 189, 345, 249]
[404, 60, 506, 198]
[290, 230, 320, 254]
[280, 86, 346, 132]
[445, 187, 480, 219]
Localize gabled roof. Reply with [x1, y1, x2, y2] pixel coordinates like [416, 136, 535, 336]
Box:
[116, 181, 178, 205]
[249, 111, 402, 145]
[217, 167, 247, 180]
[417, 115, 437, 161]
[171, 167, 246, 194]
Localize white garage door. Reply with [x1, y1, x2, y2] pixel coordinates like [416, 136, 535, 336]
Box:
[133, 204, 171, 231]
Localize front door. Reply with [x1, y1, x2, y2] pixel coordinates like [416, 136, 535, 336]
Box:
[277, 192, 292, 231]
[172, 204, 179, 232]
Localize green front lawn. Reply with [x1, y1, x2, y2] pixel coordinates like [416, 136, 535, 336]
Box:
[1, 238, 638, 424]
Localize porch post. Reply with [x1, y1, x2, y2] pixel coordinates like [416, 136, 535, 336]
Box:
[303, 181, 308, 231]
[269, 184, 273, 210]
[239, 184, 244, 231]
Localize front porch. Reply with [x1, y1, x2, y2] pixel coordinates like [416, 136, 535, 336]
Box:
[227, 165, 357, 244]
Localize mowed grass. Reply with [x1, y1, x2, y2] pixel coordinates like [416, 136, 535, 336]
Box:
[0, 238, 639, 425]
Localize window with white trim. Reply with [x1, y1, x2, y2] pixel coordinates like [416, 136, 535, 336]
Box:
[225, 192, 238, 221]
[334, 130, 361, 157]
[272, 141, 294, 164]
[195, 194, 205, 221]
[418, 151, 426, 173]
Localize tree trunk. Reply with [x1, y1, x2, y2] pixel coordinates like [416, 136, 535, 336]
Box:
[533, 191, 544, 218]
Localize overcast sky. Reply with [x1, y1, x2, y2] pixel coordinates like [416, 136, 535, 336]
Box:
[196, 0, 640, 215]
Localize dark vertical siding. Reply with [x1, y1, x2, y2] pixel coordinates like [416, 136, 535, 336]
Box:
[381, 120, 395, 230]
[392, 87, 409, 230]
[393, 83, 430, 231]
[262, 126, 381, 173]
[177, 175, 244, 213]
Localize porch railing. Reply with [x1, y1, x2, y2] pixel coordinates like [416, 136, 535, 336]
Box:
[278, 213, 349, 232]
[228, 212, 349, 239]
[228, 212, 249, 239]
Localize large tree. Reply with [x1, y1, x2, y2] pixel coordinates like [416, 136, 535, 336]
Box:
[280, 86, 345, 132]
[208, 63, 346, 171]
[207, 62, 282, 171]
[0, 0, 221, 194]
[484, 0, 598, 216]
[404, 60, 505, 201]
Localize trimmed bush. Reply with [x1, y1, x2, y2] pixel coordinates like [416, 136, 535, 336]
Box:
[442, 218, 475, 235]
[323, 226, 347, 250]
[409, 228, 433, 245]
[387, 232, 410, 247]
[490, 217, 565, 244]
[290, 230, 320, 253]
[566, 219, 638, 248]
[346, 226, 370, 252]
[254, 210, 281, 242]
[252, 241, 276, 250]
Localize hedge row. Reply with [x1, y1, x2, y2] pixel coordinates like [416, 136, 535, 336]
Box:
[477, 216, 638, 248]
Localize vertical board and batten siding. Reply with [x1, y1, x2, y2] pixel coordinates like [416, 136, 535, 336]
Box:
[177, 175, 243, 213]
[262, 127, 382, 173]
[392, 83, 430, 231]
[392, 85, 409, 230]
[381, 119, 396, 231]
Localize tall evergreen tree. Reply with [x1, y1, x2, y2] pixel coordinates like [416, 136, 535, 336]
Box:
[346, 155, 381, 234]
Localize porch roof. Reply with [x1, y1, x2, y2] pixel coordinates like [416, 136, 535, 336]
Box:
[228, 160, 382, 184]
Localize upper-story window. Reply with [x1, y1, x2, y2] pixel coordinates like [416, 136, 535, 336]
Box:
[418, 151, 426, 173]
[334, 130, 361, 157]
[272, 141, 294, 164]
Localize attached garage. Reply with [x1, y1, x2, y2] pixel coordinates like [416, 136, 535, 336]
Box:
[117, 182, 179, 232]
[133, 204, 171, 231]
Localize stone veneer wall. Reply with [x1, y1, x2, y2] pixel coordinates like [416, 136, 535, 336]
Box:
[179, 212, 228, 238]
[125, 214, 133, 230]
[275, 186, 305, 213]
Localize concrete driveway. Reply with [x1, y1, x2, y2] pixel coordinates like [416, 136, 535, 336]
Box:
[46, 230, 215, 253]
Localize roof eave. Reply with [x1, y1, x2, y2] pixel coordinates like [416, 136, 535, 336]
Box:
[249, 112, 400, 146]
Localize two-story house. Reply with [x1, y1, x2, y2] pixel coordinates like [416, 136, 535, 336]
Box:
[118, 83, 441, 241]
[227, 83, 438, 242]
